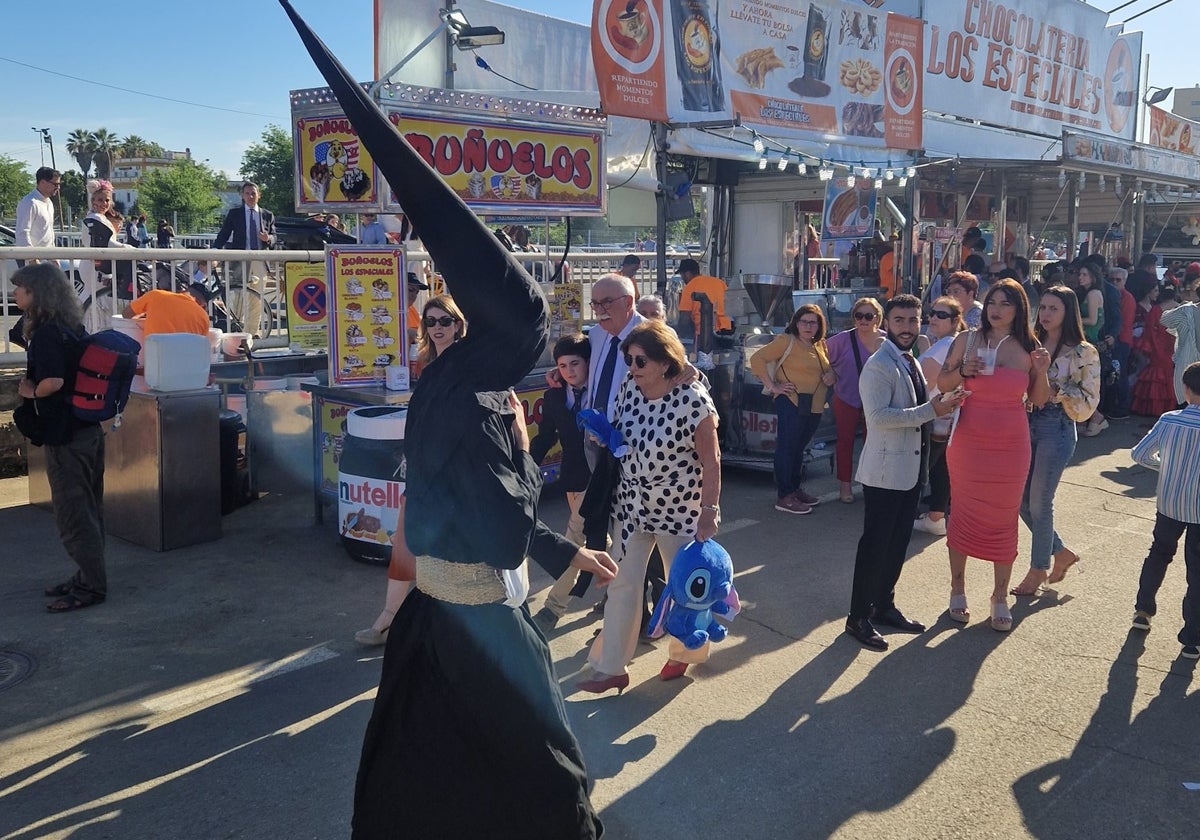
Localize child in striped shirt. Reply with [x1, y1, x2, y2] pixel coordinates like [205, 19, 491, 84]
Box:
[1130, 361, 1200, 659]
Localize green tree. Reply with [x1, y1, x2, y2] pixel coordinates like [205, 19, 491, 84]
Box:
[137, 159, 223, 232]
[0, 155, 34, 217]
[65, 129, 96, 178]
[241, 125, 295, 217]
[91, 128, 119, 180]
[58, 171, 89, 221]
[119, 135, 152, 159]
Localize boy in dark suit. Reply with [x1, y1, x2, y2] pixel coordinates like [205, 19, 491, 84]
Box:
[530, 333, 592, 628]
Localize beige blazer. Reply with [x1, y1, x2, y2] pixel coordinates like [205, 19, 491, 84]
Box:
[855, 340, 937, 491]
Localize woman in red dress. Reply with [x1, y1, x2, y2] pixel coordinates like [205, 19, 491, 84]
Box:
[938, 280, 1052, 632]
[1129, 275, 1177, 417]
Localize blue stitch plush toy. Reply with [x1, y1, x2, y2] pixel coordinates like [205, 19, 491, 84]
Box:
[649, 539, 740, 650]
[576, 408, 630, 457]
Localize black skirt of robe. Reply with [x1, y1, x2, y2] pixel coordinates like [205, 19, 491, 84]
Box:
[352, 589, 603, 839]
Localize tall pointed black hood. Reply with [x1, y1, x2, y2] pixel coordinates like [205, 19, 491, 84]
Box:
[278, 0, 549, 388]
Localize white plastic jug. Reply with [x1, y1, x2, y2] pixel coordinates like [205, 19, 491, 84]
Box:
[110, 315, 146, 365]
[143, 333, 211, 392]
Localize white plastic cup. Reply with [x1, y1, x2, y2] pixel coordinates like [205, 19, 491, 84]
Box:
[976, 345, 998, 375]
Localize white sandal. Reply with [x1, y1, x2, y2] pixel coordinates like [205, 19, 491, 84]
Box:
[949, 593, 970, 623]
[990, 600, 1013, 632]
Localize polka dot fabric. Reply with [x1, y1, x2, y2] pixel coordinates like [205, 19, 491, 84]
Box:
[612, 377, 718, 548]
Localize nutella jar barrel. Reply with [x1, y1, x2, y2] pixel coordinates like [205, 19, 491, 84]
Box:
[338, 407, 406, 565]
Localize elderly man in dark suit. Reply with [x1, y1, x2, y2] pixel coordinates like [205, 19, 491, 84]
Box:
[213, 181, 277, 334]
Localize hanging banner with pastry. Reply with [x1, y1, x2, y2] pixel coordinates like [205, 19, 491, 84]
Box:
[327, 246, 406, 386]
[591, 0, 923, 150]
[292, 104, 381, 209]
[1148, 106, 1199, 155]
[821, 177, 877, 240]
[923, 2, 1142, 142]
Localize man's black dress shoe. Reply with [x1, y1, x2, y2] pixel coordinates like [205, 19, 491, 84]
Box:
[874, 606, 926, 634]
[845, 617, 888, 651]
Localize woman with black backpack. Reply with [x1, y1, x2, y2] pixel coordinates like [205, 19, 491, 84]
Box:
[11, 262, 108, 613]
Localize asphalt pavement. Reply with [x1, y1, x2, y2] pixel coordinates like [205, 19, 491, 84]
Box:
[0, 415, 1197, 839]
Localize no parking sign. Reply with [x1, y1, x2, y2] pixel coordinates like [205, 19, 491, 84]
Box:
[284, 262, 330, 351]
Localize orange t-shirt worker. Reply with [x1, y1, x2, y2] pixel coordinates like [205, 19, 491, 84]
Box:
[123, 288, 210, 337]
[677, 258, 732, 333]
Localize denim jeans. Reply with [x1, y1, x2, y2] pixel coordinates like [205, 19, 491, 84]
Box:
[774, 394, 822, 499]
[1019, 404, 1076, 571]
[1135, 512, 1200, 647]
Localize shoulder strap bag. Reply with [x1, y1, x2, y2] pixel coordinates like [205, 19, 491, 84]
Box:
[761, 336, 796, 395]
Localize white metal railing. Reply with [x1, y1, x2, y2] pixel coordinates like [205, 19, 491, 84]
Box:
[1, 246, 686, 363]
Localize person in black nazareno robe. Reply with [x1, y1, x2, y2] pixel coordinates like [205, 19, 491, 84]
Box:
[278, 3, 618, 838]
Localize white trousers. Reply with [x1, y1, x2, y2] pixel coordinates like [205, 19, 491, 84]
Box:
[587, 529, 709, 676]
[543, 491, 586, 616]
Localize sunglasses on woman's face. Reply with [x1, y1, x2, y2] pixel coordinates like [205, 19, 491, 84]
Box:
[853, 311, 876, 321]
[424, 315, 456, 328]
[929, 310, 954, 320]
[623, 352, 650, 369]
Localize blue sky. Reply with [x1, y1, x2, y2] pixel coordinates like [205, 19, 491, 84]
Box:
[1, 1, 1195, 181]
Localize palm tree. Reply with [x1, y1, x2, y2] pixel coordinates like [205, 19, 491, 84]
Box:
[120, 135, 151, 159]
[91, 128, 119, 180]
[65, 129, 97, 178]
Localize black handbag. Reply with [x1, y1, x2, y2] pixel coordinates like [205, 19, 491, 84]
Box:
[13, 401, 44, 447]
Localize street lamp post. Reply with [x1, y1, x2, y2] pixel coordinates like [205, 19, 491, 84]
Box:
[31, 127, 65, 229]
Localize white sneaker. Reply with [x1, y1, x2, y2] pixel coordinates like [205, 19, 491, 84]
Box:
[1081, 418, 1109, 438]
[913, 514, 947, 536]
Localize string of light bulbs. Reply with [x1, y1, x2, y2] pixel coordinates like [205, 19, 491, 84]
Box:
[703, 124, 926, 186]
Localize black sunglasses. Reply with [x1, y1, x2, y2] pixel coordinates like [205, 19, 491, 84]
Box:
[623, 352, 650, 369]
[853, 311, 876, 321]
[424, 315, 456, 328]
[929, 310, 954, 320]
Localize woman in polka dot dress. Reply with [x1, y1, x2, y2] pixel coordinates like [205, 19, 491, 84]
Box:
[580, 320, 723, 692]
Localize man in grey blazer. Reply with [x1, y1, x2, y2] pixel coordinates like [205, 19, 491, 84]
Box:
[846, 294, 966, 651]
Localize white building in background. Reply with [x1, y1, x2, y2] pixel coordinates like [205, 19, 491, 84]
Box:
[110, 148, 194, 210]
[1172, 86, 1200, 122]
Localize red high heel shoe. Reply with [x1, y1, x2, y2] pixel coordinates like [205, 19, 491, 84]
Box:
[659, 660, 688, 681]
[577, 672, 630, 694]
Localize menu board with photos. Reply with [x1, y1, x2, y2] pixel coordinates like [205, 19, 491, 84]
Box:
[326, 247, 407, 386]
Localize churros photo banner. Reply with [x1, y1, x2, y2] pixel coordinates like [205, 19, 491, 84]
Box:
[821, 177, 877, 240]
[294, 111, 380, 209]
[326, 247, 407, 387]
[380, 111, 605, 216]
[592, 0, 923, 150]
[923, 2, 1141, 142]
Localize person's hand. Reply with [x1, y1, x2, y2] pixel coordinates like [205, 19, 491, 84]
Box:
[933, 387, 969, 417]
[17, 379, 35, 400]
[821, 370, 837, 386]
[507, 391, 530, 452]
[544, 367, 563, 389]
[671, 362, 700, 388]
[570, 547, 618, 586]
[1104, 335, 1115, 348]
[773, 381, 797, 395]
[257, 229, 271, 243]
[1030, 346, 1052, 375]
[959, 354, 984, 378]
[697, 507, 720, 541]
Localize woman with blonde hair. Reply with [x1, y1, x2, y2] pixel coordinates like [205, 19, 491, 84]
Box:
[913, 296, 967, 535]
[356, 294, 468, 645]
[751, 303, 836, 514]
[416, 294, 466, 366]
[825, 296, 885, 503]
